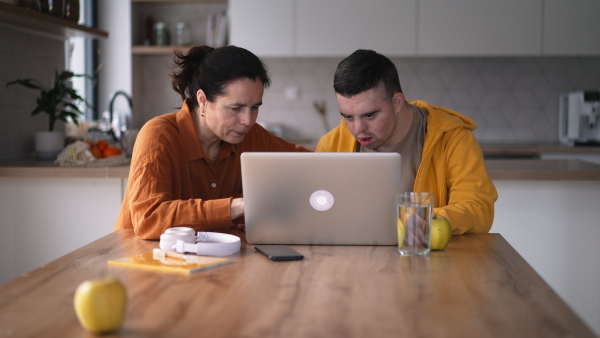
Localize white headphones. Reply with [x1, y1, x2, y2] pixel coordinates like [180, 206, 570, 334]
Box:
[159, 227, 241, 256]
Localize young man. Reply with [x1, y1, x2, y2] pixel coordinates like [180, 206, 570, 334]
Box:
[316, 49, 497, 234]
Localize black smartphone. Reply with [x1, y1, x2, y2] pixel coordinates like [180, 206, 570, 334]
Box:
[255, 245, 304, 261]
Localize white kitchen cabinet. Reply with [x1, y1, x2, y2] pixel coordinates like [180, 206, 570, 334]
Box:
[493, 180, 600, 335]
[229, 0, 294, 56]
[543, 0, 600, 55]
[418, 0, 542, 56]
[229, 0, 415, 57]
[296, 0, 416, 57]
[229, 0, 600, 57]
[0, 177, 125, 285]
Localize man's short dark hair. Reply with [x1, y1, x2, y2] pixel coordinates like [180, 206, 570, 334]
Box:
[333, 49, 402, 100]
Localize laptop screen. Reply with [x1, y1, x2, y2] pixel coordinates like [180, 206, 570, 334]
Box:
[241, 152, 402, 245]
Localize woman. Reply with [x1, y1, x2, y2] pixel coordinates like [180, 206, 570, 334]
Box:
[114, 45, 309, 239]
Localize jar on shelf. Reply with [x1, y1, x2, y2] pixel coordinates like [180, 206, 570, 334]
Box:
[47, 0, 63, 18]
[153, 22, 170, 46]
[14, 0, 41, 11]
[63, 0, 79, 22]
[39, 0, 49, 12]
[175, 22, 192, 46]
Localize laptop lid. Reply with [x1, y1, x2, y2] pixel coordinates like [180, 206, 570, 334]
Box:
[241, 152, 401, 245]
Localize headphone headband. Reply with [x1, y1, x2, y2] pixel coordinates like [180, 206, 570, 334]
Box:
[160, 227, 241, 256]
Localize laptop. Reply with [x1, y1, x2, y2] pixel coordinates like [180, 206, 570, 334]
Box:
[241, 152, 402, 245]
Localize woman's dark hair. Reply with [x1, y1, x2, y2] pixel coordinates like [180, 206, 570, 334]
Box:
[333, 49, 402, 100]
[171, 45, 270, 109]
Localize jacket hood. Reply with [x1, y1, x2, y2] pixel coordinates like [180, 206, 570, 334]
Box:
[331, 100, 477, 152]
[410, 100, 477, 132]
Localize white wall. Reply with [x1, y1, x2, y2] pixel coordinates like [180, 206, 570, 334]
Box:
[97, 0, 132, 119]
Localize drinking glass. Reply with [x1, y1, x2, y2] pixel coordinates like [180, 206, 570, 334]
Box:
[396, 192, 434, 256]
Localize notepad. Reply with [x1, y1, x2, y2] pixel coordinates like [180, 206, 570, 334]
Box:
[108, 250, 232, 275]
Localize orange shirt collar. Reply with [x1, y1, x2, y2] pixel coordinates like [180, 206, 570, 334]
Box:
[176, 100, 237, 163]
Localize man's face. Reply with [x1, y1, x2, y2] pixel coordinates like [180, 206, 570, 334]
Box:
[336, 84, 403, 150]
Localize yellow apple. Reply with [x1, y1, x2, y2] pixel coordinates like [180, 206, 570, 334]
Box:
[73, 278, 127, 333]
[397, 217, 405, 247]
[430, 215, 452, 250]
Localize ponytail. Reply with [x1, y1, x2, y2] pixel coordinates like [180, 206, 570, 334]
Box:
[170, 45, 270, 110]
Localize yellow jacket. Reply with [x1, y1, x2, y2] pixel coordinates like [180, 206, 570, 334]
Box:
[316, 100, 497, 234]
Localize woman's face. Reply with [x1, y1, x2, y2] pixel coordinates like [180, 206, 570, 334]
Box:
[198, 78, 264, 144]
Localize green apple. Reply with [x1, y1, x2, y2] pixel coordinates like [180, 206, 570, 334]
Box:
[74, 278, 127, 333]
[430, 215, 452, 250]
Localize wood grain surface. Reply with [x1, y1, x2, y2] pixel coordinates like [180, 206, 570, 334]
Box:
[0, 230, 595, 337]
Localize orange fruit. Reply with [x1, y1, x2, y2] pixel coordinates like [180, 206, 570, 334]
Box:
[84, 140, 95, 150]
[90, 147, 102, 159]
[102, 146, 122, 158]
[96, 140, 109, 151]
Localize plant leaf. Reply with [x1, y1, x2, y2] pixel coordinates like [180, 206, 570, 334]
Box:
[63, 102, 84, 114]
[31, 106, 43, 116]
[8, 69, 96, 131]
[6, 79, 44, 90]
[62, 111, 81, 125]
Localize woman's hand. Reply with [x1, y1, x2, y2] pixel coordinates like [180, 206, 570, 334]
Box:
[230, 198, 244, 220]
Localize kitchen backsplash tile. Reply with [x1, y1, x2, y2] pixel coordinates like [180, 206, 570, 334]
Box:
[134, 55, 600, 147]
[0, 26, 65, 160]
[255, 56, 600, 145]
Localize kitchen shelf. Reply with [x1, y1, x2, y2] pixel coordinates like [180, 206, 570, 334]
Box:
[0, 2, 108, 40]
[132, 0, 225, 2]
[132, 45, 192, 55]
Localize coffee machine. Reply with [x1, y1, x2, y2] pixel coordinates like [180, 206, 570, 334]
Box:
[559, 91, 600, 146]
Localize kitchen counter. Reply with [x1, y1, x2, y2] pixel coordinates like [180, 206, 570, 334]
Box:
[2, 158, 600, 181]
[485, 159, 600, 180]
[481, 143, 600, 156]
[0, 158, 129, 178]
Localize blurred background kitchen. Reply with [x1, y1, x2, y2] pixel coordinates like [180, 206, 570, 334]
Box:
[1, 0, 600, 160]
[1, 0, 600, 335]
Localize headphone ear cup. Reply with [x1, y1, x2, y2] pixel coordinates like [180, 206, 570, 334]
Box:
[159, 233, 179, 251]
[165, 227, 196, 237]
[160, 227, 196, 252]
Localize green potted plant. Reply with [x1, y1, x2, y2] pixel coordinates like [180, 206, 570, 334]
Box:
[6, 70, 92, 160]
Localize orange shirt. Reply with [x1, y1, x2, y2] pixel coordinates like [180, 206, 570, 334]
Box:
[114, 101, 310, 239]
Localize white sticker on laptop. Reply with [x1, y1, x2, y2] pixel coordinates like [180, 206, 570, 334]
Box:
[309, 190, 334, 211]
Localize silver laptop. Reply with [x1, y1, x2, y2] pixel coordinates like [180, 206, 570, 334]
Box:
[241, 152, 401, 245]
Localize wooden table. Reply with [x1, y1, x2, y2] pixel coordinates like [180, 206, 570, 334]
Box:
[0, 230, 595, 337]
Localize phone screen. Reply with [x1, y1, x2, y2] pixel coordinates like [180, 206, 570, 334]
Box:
[255, 245, 304, 261]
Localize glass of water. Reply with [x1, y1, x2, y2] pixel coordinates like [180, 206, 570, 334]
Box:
[396, 192, 434, 256]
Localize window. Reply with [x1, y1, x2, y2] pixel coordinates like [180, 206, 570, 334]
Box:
[68, 0, 99, 122]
